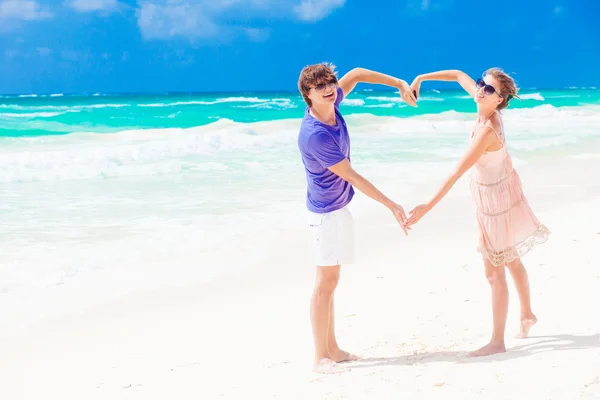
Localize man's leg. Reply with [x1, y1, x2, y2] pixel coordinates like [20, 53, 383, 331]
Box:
[309, 206, 356, 373]
[327, 296, 360, 362]
[311, 264, 342, 373]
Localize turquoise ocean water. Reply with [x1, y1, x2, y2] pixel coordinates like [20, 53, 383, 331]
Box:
[0, 88, 599, 297]
[1, 88, 599, 137]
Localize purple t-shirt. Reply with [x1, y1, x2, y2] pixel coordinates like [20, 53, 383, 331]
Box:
[298, 87, 354, 213]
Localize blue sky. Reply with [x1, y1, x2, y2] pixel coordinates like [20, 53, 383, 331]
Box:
[0, 0, 598, 94]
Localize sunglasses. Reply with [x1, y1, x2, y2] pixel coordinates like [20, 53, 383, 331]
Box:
[476, 78, 503, 97]
[312, 80, 337, 92]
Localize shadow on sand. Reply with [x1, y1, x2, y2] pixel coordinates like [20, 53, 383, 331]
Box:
[349, 334, 600, 368]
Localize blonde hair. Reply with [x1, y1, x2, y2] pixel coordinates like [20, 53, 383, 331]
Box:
[484, 67, 520, 111]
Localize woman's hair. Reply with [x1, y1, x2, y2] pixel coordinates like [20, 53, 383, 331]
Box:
[298, 62, 338, 107]
[484, 67, 520, 111]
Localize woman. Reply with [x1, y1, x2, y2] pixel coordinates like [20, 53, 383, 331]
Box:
[406, 68, 550, 357]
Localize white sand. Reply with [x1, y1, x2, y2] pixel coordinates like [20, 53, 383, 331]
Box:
[1, 157, 600, 400]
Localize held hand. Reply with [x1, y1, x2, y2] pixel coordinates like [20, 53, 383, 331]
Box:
[390, 202, 410, 236]
[397, 79, 417, 107]
[406, 203, 430, 227]
[410, 77, 422, 100]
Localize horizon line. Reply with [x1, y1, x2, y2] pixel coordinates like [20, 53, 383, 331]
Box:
[0, 86, 595, 98]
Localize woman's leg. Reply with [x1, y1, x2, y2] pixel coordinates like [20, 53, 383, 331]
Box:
[469, 257, 509, 357]
[506, 258, 537, 338]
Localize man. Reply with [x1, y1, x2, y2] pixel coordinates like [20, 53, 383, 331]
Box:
[297, 63, 417, 374]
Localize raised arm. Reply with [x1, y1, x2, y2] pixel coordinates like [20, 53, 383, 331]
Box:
[411, 70, 477, 98]
[339, 68, 417, 107]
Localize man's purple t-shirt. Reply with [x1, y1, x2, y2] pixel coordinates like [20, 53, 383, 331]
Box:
[298, 86, 354, 214]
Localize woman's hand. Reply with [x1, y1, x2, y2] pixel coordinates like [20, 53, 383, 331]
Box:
[397, 79, 417, 107]
[406, 203, 431, 227]
[410, 76, 422, 100]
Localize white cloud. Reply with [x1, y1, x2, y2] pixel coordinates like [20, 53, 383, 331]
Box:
[0, 0, 53, 20]
[66, 0, 119, 12]
[137, 1, 219, 40]
[136, 0, 344, 41]
[554, 6, 562, 14]
[293, 0, 344, 22]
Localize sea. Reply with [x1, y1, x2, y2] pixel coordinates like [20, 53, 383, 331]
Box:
[1, 88, 599, 301]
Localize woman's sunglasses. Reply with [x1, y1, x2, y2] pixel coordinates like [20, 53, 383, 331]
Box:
[476, 78, 503, 97]
[312, 80, 337, 92]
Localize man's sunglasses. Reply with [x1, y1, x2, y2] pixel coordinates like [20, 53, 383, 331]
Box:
[476, 78, 503, 97]
[312, 80, 337, 92]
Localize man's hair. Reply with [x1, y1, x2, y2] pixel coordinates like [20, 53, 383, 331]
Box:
[298, 62, 338, 107]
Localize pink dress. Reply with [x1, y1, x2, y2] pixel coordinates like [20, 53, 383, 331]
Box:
[468, 112, 550, 267]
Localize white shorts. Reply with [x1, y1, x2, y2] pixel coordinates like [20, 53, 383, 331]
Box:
[308, 206, 355, 267]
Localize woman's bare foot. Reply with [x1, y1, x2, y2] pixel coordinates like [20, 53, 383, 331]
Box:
[329, 349, 361, 363]
[467, 341, 506, 357]
[313, 358, 348, 374]
[516, 315, 537, 338]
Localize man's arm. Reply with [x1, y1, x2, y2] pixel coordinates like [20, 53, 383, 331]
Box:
[328, 158, 394, 208]
[328, 158, 409, 235]
[307, 131, 409, 234]
[338, 68, 417, 107]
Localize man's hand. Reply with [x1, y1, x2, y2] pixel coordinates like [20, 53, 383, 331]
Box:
[406, 203, 431, 227]
[410, 76, 422, 100]
[390, 202, 410, 235]
[397, 79, 417, 107]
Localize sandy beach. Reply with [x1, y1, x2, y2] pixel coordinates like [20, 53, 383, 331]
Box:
[0, 0, 597, 398]
[1, 153, 599, 400]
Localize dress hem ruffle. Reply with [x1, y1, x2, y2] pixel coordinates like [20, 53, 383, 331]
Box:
[477, 224, 551, 267]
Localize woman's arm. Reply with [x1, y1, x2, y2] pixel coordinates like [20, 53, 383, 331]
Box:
[411, 70, 478, 98]
[406, 127, 497, 226]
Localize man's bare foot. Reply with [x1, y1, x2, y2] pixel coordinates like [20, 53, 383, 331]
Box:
[313, 358, 348, 374]
[516, 315, 537, 339]
[329, 349, 361, 363]
[467, 341, 506, 357]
